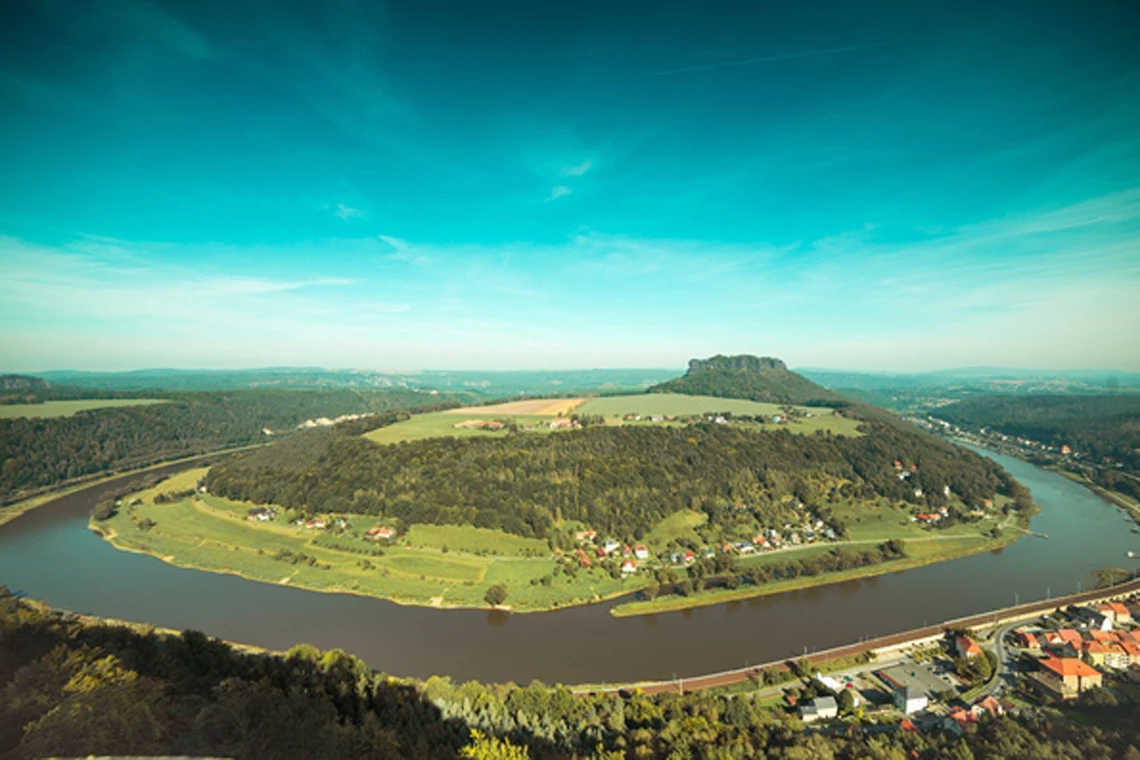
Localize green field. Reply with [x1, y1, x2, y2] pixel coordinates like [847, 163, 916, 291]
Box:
[363, 394, 862, 446]
[93, 471, 653, 611]
[0, 398, 168, 419]
[576, 394, 862, 435]
[644, 509, 707, 551]
[363, 412, 558, 445]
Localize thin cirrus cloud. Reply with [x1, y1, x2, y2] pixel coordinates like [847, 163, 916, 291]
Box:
[562, 160, 592, 177]
[1, 188, 1138, 370]
[548, 185, 573, 201]
[334, 203, 366, 222]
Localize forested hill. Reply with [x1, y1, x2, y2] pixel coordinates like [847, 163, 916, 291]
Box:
[649, 354, 848, 406]
[937, 394, 1140, 468]
[0, 390, 461, 503]
[207, 421, 1020, 541]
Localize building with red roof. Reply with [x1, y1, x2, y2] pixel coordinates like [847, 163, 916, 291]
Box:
[955, 636, 983, 659]
[1034, 657, 1102, 699]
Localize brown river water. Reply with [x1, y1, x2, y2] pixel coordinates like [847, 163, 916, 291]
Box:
[1, 450, 1137, 683]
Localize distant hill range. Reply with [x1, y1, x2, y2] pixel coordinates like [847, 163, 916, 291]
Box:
[650, 355, 849, 407]
[0, 374, 46, 392]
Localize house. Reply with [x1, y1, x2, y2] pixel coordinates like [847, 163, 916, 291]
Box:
[974, 695, 1004, 718]
[956, 636, 984, 659]
[683, 551, 695, 565]
[1061, 445, 1072, 455]
[982, 498, 994, 509]
[621, 560, 637, 575]
[549, 417, 579, 429]
[1099, 601, 1132, 624]
[893, 686, 928, 714]
[1120, 640, 1140, 666]
[800, 696, 838, 723]
[574, 529, 597, 543]
[247, 507, 274, 522]
[1068, 606, 1112, 631]
[304, 518, 327, 529]
[1013, 630, 1041, 652]
[367, 526, 396, 540]
[1045, 629, 1084, 651]
[893, 460, 903, 470]
[1034, 657, 1103, 700]
[602, 540, 620, 555]
[576, 551, 591, 568]
[621, 545, 634, 558]
[1084, 642, 1130, 670]
[633, 545, 649, 560]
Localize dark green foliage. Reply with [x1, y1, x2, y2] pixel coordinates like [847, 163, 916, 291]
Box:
[649, 354, 848, 405]
[1, 588, 1138, 759]
[0, 389, 458, 502]
[484, 584, 508, 606]
[939, 394, 1140, 469]
[208, 419, 1013, 540]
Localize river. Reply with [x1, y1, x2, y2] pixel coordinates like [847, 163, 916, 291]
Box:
[1, 451, 1137, 684]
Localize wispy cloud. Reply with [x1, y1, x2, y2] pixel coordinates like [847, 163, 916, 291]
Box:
[335, 203, 366, 222]
[548, 184, 573, 201]
[562, 160, 592, 177]
[2, 189, 1138, 370]
[649, 43, 875, 77]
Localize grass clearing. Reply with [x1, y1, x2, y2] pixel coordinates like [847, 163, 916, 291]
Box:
[0, 399, 168, 419]
[576, 394, 862, 436]
[92, 479, 655, 611]
[404, 524, 548, 556]
[363, 412, 560, 445]
[645, 510, 708, 551]
[444, 398, 584, 416]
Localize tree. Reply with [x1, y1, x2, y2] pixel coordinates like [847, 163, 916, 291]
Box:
[836, 688, 856, 714]
[484, 584, 508, 607]
[460, 730, 529, 758]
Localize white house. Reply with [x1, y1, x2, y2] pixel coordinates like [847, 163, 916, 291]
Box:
[893, 686, 928, 714]
[800, 695, 838, 723]
[602, 540, 620, 554]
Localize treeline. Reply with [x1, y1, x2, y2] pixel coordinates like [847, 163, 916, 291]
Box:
[207, 420, 1016, 541]
[643, 541, 908, 601]
[938, 394, 1140, 468]
[3, 588, 1139, 759]
[0, 390, 460, 503]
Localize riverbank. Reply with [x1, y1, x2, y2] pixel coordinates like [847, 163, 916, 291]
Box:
[609, 525, 1023, 617]
[586, 575, 1140, 695]
[90, 469, 650, 613]
[1052, 468, 1140, 523]
[0, 444, 263, 529]
[90, 463, 1023, 617]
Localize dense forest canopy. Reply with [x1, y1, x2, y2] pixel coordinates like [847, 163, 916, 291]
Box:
[937, 395, 1140, 468]
[2, 588, 1138, 759]
[649, 354, 848, 406]
[0, 390, 460, 503]
[207, 421, 1016, 541]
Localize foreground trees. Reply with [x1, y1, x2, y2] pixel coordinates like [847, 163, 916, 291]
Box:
[3, 588, 1138, 759]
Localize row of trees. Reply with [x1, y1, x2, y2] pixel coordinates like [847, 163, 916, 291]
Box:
[2, 587, 1138, 758]
[207, 418, 1017, 541]
[0, 389, 457, 502]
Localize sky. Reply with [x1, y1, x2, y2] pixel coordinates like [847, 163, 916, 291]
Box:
[1, 0, 1138, 372]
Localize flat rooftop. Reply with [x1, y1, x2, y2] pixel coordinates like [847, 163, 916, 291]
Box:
[876, 663, 948, 699]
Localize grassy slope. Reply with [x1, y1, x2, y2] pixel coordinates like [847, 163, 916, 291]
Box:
[0, 398, 168, 419]
[362, 412, 559, 445]
[93, 471, 651, 611]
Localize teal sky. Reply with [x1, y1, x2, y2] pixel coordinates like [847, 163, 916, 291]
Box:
[1, 0, 1138, 371]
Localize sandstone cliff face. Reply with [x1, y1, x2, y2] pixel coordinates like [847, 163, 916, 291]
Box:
[686, 355, 787, 374]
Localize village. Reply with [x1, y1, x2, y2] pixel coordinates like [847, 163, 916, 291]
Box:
[781, 591, 1140, 737]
